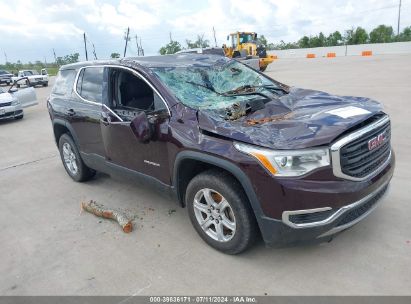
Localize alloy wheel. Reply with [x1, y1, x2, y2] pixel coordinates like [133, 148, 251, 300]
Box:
[62, 142, 78, 175]
[193, 188, 236, 242]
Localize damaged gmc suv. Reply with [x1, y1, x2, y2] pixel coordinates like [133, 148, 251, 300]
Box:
[48, 54, 394, 254]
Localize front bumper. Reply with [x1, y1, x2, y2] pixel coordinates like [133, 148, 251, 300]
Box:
[0, 104, 23, 120]
[256, 152, 394, 247]
[0, 78, 12, 84]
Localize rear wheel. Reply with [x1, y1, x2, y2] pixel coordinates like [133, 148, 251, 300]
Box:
[260, 66, 267, 72]
[186, 170, 258, 254]
[58, 134, 95, 182]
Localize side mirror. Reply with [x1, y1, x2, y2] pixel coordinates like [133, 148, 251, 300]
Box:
[8, 88, 18, 93]
[131, 112, 152, 143]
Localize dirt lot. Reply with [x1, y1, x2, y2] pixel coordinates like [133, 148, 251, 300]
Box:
[1, 55, 410, 295]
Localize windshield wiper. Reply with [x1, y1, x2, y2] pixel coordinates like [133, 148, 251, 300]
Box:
[185, 81, 223, 95]
[223, 84, 287, 96]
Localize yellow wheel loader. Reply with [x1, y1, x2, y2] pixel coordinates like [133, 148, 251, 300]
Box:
[222, 32, 275, 72]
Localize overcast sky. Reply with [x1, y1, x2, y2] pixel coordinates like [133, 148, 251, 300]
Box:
[0, 0, 410, 63]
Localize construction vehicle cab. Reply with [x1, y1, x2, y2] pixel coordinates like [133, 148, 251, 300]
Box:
[223, 32, 275, 72]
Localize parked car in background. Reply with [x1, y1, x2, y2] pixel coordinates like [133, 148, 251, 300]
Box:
[48, 55, 394, 254]
[0, 70, 13, 85]
[0, 83, 38, 120]
[12, 69, 48, 88]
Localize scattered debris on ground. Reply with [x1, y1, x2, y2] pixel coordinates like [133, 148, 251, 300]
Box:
[81, 200, 133, 233]
[168, 209, 176, 216]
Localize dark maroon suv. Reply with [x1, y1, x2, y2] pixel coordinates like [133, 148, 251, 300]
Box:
[47, 54, 394, 254]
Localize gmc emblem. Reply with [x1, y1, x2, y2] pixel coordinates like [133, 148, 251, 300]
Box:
[368, 132, 386, 151]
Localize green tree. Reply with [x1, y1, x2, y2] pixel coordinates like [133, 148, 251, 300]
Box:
[309, 35, 322, 47]
[398, 26, 411, 41]
[345, 27, 368, 45]
[326, 31, 342, 46]
[186, 34, 210, 49]
[369, 25, 394, 43]
[110, 52, 120, 59]
[159, 40, 182, 55]
[257, 35, 268, 48]
[298, 36, 310, 48]
[56, 53, 79, 65]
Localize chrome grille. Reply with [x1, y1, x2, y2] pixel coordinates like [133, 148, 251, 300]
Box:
[331, 115, 391, 181]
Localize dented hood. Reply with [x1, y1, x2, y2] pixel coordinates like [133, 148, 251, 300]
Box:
[197, 87, 384, 149]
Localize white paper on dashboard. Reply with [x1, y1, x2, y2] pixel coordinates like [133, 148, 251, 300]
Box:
[325, 106, 371, 119]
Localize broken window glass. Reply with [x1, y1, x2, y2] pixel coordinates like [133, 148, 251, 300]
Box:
[151, 60, 280, 110]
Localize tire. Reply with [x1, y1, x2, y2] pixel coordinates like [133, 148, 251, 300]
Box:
[15, 114, 23, 120]
[260, 66, 267, 72]
[58, 133, 96, 182]
[43, 82, 48, 87]
[186, 169, 258, 254]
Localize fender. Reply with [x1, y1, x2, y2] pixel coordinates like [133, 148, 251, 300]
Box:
[52, 118, 80, 147]
[173, 150, 265, 219]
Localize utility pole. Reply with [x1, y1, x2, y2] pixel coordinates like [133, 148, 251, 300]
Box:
[91, 42, 98, 60]
[397, 0, 402, 36]
[169, 32, 172, 43]
[140, 37, 144, 56]
[53, 48, 57, 65]
[213, 27, 217, 47]
[83, 33, 88, 61]
[123, 27, 130, 57]
[135, 35, 140, 56]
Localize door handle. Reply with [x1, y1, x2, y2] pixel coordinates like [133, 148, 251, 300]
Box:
[67, 109, 76, 116]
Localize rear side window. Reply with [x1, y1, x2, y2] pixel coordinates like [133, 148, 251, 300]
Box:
[76, 67, 104, 103]
[52, 69, 76, 95]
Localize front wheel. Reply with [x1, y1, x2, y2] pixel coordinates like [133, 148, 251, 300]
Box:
[58, 134, 95, 182]
[186, 170, 259, 254]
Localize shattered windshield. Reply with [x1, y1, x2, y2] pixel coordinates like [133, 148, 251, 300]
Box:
[151, 60, 281, 109]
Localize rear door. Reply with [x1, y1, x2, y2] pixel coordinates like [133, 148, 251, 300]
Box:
[70, 66, 106, 157]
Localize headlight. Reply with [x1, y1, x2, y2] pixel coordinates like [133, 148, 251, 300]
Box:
[234, 142, 330, 177]
[11, 99, 20, 106]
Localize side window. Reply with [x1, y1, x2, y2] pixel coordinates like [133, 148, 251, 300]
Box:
[76, 67, 104, 103]
[52, 69, 76, 96]
[109, 69, 167, 121]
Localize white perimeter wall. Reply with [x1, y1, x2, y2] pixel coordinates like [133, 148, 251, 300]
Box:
[268, 41, 411, 58]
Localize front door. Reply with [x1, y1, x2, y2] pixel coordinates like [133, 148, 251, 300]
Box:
[100, 67, 171, 185]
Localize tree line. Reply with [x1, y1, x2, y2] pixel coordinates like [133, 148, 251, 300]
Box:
[159, 24, 411, 54]
[262, 25, 411, 50]
[0, 53, 80, 75]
